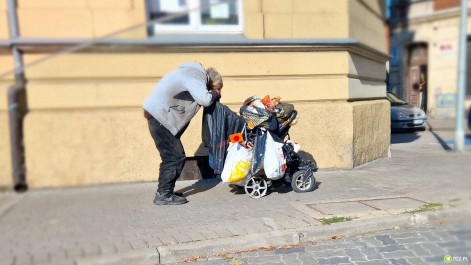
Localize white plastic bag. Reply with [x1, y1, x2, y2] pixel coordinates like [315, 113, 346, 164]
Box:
[264, 133, 287, 180]
[221, 142, 252, 183]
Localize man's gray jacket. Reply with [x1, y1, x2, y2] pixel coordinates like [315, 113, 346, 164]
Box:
[143, 62, 218, 135]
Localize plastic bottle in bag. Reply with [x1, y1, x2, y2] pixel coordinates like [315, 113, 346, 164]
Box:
[228, 160, 250, 183]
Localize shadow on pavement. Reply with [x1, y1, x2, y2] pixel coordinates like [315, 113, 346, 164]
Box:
[175, 179, 220, 198]
[390, 130, 420, 144]
[430, 131, 453, 151]
[229, 184, 246, 195]
[270, 180, 321, 196]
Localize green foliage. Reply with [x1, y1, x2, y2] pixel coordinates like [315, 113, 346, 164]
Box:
[405, 202, 443, 214]
[318, 216, 353, 225]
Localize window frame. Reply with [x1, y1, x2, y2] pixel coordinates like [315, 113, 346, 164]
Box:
[148, 0, 244, 35]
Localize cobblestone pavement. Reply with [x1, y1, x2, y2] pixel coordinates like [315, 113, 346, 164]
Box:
[184, 219, 471, 265]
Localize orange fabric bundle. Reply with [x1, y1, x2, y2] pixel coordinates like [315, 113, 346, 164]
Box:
[261, 95, 273, 110]
[229, 132, 244, 143]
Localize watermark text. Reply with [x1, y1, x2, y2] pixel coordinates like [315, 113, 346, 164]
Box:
[444, 255, 469, 263]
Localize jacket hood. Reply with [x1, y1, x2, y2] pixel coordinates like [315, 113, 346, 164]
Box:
[179, 62, 208, 83]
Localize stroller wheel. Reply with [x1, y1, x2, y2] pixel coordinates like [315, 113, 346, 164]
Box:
[291, 170, 316, 193]
[244, 176, 268, 198]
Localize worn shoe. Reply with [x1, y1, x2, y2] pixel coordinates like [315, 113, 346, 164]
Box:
[153, 193, 188, 205]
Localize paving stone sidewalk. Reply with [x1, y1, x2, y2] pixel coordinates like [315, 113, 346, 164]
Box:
[0, 131, 470, 265]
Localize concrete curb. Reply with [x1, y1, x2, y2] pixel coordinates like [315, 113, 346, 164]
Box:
[160, 204, 471, 265]
[155, 216, 414, 264]
[76, 248, 159, 265]
[75, 203, 471, 265]
[158, 229, 300, 264]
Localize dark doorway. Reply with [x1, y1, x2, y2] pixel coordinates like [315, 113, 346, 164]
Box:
[407, 43, 428, 111]
[407, 65, 420, 107]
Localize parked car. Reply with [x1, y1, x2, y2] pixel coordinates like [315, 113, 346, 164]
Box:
[387, 91, 427, 130]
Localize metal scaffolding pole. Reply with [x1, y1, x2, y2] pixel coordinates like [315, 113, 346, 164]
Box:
[455, 0, 468, 152]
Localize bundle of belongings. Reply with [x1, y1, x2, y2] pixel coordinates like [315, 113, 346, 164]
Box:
[203, 95, 316, 198]
[202, 95, 298, 182]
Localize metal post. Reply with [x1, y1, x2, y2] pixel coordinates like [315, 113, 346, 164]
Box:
[8, 83, 27, 192]
[7, 0, 28, 191]
[7, 0, 23, 74]
[455, 0, 468, 152]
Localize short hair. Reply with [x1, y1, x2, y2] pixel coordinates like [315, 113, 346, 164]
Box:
[206, 67, 223, 90]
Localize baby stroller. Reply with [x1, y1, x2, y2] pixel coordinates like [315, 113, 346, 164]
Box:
[223, 96, 317, 198]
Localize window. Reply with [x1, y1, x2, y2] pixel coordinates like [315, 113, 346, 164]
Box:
[148, 0, 243, 34]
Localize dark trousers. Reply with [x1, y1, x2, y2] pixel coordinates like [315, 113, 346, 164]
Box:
[147, 116, 186, 196]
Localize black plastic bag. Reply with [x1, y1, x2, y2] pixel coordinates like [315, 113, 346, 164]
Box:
[274, 102, 295, 122]
[202, 102, 245, 176]
[249, 128, 267, 175]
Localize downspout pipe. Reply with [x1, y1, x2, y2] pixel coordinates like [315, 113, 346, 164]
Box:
[7, 0, 28, 192]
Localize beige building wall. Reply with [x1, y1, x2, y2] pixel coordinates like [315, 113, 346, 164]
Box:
[1, 0, 389, 188]
[0, 80, 13, 188]
[349, 0, 387, 52]
[0, 52, 14, 187]
[16, 0, 147, 38]
[390, 9, 471, 118]
[0, 1, 8, 39]
[427, 16, 460, 118]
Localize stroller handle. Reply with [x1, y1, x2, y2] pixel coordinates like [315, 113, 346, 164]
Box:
[287, 110, 298, 124]
[277, 110, 298, 140]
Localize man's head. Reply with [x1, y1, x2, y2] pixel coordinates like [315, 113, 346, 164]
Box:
[206, 67, 223, 90]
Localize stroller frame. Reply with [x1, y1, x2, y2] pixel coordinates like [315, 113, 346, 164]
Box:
[240, 110, 317, 198]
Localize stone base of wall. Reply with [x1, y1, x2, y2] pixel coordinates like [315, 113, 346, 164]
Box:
[288, 100, 390, 169]
[352, 100, 391, 167]
[24, 109, 157, 188]
[21, 100, 390, 188]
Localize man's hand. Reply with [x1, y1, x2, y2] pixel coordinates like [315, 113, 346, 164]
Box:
[209, 87, 221, 102]
[212, 88, 221, 97]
